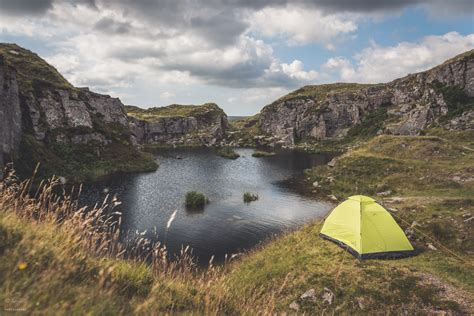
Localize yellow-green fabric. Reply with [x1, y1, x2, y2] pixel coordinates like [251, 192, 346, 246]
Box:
[320, 195, 413, 256]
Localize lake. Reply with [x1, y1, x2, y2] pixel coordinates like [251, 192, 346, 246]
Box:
[79, 148, 332, 265]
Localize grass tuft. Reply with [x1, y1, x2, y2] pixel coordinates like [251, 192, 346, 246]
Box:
[185, 191, 209, 208]
[243, 192, 259, 203]
[252, 151, 275, 158]
[216, 147, 240, 159]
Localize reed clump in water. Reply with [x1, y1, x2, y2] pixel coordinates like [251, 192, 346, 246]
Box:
[252, 151, 275, 158]
[243, 192, 259, 203]
[185, 191, 209, 208]
[216, 147, 240, 159]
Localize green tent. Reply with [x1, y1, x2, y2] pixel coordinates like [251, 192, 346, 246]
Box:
[320, 195, 414, 259]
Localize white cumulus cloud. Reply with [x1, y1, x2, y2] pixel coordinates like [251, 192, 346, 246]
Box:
[250, 6, 358, 47]
[159, 91, 175, 99]
[323, 32, 474, 83]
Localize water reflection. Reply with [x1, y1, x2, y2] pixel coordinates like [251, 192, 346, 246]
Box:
[79, 148, 332, 264]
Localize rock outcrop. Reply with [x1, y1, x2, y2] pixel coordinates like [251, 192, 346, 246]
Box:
[23, 87, 129, 144]
[259, 50, 474, 145]
[127, 103, 229, 146]
[0, 43, 155, 180]
[0, 55, 21, 177]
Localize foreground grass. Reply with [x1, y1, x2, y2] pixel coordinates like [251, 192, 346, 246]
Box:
[224, 222, 473, 314]
[0, 177, 232, 314]
[1, 128, 473, 314]
[0, 211, 131, 313]
[2, 208, 472, 314]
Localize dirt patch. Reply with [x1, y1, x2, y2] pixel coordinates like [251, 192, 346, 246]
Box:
[419, 273, 474, 314]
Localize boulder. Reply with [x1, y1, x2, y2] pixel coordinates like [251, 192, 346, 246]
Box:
[322, 287, 335, 305]
[327, 158, 337, 167]
[289, 301, 300, 311]
[300, 289, 317, 302]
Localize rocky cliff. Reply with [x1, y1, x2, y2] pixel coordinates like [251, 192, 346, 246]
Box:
[0, 43, 156, 180]
[127, 103, 229, 147]
[0, 55, 22, 178]
[259, 50, 474, 145]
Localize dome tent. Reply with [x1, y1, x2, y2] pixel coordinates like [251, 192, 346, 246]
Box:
[320, 195, 415, 259]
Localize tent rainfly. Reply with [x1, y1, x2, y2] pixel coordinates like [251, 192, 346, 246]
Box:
[320, 195, 415, 259]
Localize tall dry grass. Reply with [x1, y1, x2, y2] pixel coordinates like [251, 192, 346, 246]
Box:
[0, 165, 249, 314]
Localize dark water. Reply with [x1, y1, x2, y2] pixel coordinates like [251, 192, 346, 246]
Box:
[79, 148, 332, 264]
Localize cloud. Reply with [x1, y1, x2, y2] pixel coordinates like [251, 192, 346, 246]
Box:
[322, 57, 356, 80]
[0, 0, 472, 113]
[224, 86, 290, 113]
[0, 0, 53, 15]
[295, 0, 473, 16]
[250, 6, 358, 46]
[160, 91, 175, 99]
[2, 1, 470, 18]
[262, 60, 318, 86]
[189, 11, 248, 47]
[93, 16, 132, 34]
[323, 32, 474, 83]
[45, 17, 317, 90]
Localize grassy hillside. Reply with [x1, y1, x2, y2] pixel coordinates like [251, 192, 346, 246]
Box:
[125, 103, 225, 121]
[16, 133, 158, 183]
[306, 130, 474, 254]
[226, 114, 264, 146]
[275, 82, 380, 103]
[0, 43, 72, 92]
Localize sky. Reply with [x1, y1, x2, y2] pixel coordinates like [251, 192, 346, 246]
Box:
[0, 1, 473, 115]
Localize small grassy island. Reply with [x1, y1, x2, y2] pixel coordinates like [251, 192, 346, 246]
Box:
[185, 191, 209, 208]
[216, 147, 240, 159]
[252, 150, 275, 157]
[243, 192, 259, 203]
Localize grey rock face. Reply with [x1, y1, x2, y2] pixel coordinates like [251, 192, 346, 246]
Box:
[129, 108, 229, 146]
[23, 88, 129, 142]
[0, 52, 131, 177]
[60, 90, 93, 128]
[259, 52, 474, 145]
[82, 90, 129, 125]
[0, 56, 21, 177]
[445, 110, 474, 131]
